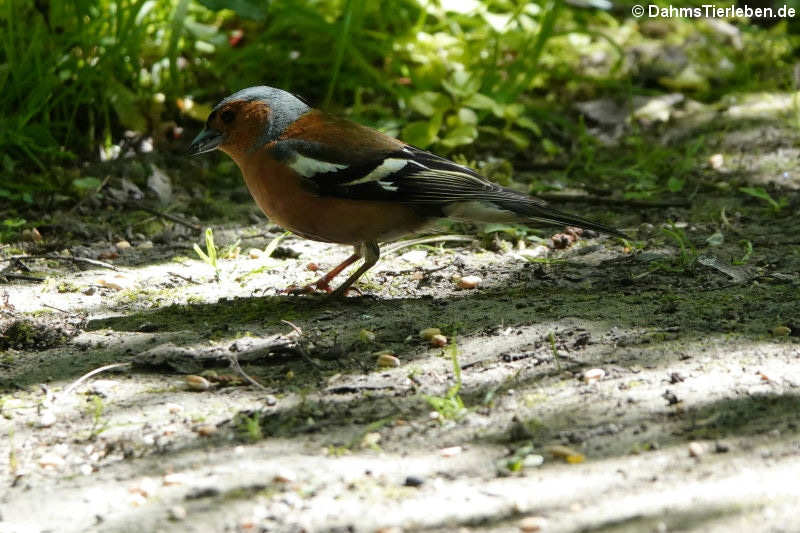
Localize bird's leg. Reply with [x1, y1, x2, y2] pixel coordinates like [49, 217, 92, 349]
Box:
[331, 241, 380, 297]
[287, 247, 361, 294]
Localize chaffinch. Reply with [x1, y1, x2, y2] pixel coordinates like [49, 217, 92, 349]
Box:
[189, 86, 626, 296]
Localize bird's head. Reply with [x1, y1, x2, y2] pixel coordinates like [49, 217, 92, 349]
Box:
[189, 86, 311, 158]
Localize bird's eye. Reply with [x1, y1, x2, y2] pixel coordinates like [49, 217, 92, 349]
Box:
[221, 110, 235, 124]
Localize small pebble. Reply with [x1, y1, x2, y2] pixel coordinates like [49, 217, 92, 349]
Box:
[306, 262, 319, 271]
[185, 375, 211, 391]
[582, 368, 605, 384]
[115, 240, 131, 250]
[168, 506, 187, 521]
[273, 469, 297, 483]
[166, 403, 183, 414]
[137, 240, 154, 249]
[523, 454, 544, 468]
[430, 334, 448, 347]
[458, 275, 482, 289]
[708, 153, 724, 169]
[39, 409, 57, 428]
[377, 353, 400, 368]
[419, 327, 441, 340]
[714, 441, 730, 453]
[688, 441, 705, 457]
[38, 453, 65, 468]
[439, 445, 462, 457]
[248, 248, 262, 259]
[193, 424, 217, 437]
[519, 516, 547, 532]
[403, 475, 424, 487]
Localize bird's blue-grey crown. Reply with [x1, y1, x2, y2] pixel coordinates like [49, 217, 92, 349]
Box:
[215, 86, 311, 145]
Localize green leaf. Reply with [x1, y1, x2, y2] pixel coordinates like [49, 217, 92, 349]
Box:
[402, 121, 438, 148]
[442, 70, 480, 98]
[739, 186, 781, 211]
[502, 129, 529, 149]
[456, 107, 478, 125]
[108, 81, 147, 132]
[439, 124, 477, 149]
[515, 116, 541, 135]
[72, 177, 102, 191]
[408, 92, 449, 117]
[464, 93, 503, 116]
[667, 176, 685, 192]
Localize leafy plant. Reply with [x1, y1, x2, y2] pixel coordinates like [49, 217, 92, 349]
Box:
[739, 186, 785, 212]
[661, 223, 697, 267]
[424, 341, 466, 420]
[194, 227, 220, 280]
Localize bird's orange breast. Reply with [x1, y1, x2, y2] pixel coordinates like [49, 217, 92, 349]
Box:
[230, 149, 427, 245]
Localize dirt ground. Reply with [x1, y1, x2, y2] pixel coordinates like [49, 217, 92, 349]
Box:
[2, 102, 800, 532]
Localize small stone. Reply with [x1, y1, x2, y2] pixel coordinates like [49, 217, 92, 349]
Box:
[377, 353, 400, 368]
[166, 403, 183, 414]
[39, 409, 57, 428]
[248, 248, 262, 259]
[116, 240, 132, 250]
[688, 441, 705, 457]
[185, 375, 211, 391]
[430, 334, 448, 347]
[519, 515, 547, 532]
[403, 475, 424, 487]
[708, 153, 724, 170]
[458, 275, 482, 289]
[399, 250, 428, 264]
[82, 286, 97, 296]
[439, 445, 462, 457]
[306, 262, 319, 271]
[522, 454, 544, 468]
[714, 442, 730, 453]
[168, 505, 187, 521]
[273, 469, 297, 483]
[193, 424, 217, 437]
[419, 327, 441, 340]
[137, 240, 154, 249]
[38, 453, 65, 468]
[582, 368, 605, 384]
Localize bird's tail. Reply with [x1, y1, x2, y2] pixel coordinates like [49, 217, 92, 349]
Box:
[492, 194, 628, 239]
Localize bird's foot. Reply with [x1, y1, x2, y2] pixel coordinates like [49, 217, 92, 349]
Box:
[284, 279, 334, 295]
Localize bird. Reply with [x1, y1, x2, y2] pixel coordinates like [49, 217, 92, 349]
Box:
[189, 86, 626, 296]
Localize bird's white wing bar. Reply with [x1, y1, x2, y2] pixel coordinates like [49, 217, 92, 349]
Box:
[288, 152, 347, 177]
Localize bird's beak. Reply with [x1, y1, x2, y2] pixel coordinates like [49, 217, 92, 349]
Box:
[189, 128, 224, 155]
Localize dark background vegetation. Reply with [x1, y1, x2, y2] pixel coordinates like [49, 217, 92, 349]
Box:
[2, 0, 799, 239]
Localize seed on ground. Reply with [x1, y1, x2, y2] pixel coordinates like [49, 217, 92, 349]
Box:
[377, 353, 400, 368]
[457, 275, 482, 289]
[519, 516, 547, 532]
[582, 368, 605, 384]
[185, 375, 211, 391]
[688, 441, 705, 457]
[430, 334, 448, 347]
